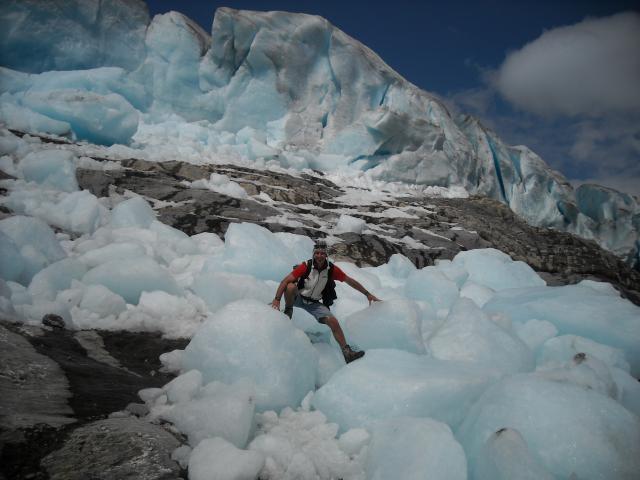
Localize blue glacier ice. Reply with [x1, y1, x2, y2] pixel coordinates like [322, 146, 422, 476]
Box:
[342, 299, 426, 354]
[82, 256, 181, 304]
[457, 374, 640, 480]
[483, 282, 640, 376]
[312, 349, 501, 432]
[183, 300, 317, 412]
[473, 428, 554, 480]
[365, 417, 467, 480]
[0, 0, 149, 73]
[18, 149, 78, 192]
[0, 215, 66, 285]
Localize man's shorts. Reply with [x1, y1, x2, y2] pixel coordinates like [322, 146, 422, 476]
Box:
[293, 295, 332, 323]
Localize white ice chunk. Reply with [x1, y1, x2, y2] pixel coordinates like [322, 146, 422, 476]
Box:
[611, 367, 640, 417]
[0, 100, 72, 138]
[183, 300, 317, 411]
[338, 428, 370, 457]
[404, 266, 459, 313]
[191, 231, 224, 254]
[249, 406, 365, 480]
[483, 284, 640, 376]
[537, 335, 631, 372]
[0, 279, 16, 317]
[273, 231, 315, 261]
[82, 256, 181, 304]
[164, 369, 203, 405]
[0, 230, 25, 282]
[78, 284, 127, 317]
[513, 319, 558, 353]
[453, 248, 545, 291]
[171, 445, 191, 470]
[19, 149, 78, 192]
[7, 280, 31, 306]
[110, 196, 156, 229]
[20, 89, 138, 145]
[335, 214, 366, 234]
[28, 258, 87, 301]
[203, 222, 302, 281]
[312, 349, 500, 432]
[343, 299, 425, 354]
[151, 378, 256, 449]
[189, 437, 265, 480]
[366, 417, 467, 480]
[364, 253, 416, 287]
[0, 215, 66, 284]
[190, 173, 248, 198]
[3, 184, 107, 234]
[160, 349, 184, 374]
[434, 259, 469, 288]
[314, 342, 345, 388]
[52, 190, 107, 233]
[190, 271, 272, 313]
[428, 299, 534, 374]
[474, 428, 554, 480]
[78, 242, 147, 268]
[112, 291, 206, 338]
[459, 281, 495, 307]
[457, 374, 640, 480]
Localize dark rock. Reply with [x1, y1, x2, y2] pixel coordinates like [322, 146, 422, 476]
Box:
[0, 324, 74, 432]
[0, 320, 188, 480]
[125, 403, 150, 417]
[40, 418, 182, 480]
[42, 314, 65, 330]
[0, 323, 75, 480]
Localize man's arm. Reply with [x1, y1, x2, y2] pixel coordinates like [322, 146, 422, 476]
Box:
[344, 275, 380, 304]
[270, 272, 297, 310]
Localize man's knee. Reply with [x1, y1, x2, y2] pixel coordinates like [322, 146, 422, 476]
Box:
[321, 316, 339, 328]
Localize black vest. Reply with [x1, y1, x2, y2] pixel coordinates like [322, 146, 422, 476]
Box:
[296, 259, 338, 307]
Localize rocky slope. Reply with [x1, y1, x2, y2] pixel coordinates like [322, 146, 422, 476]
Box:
[75, 153, 640, 303]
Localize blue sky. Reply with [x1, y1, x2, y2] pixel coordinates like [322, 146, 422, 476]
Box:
[147, 1, 640, 196]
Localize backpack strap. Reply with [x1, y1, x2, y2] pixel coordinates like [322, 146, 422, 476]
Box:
[296, 259, 314, 289]
[322, 261, 337, 307]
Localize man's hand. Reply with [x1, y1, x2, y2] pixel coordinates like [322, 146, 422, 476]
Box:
[270, 298, 281, 310]
[366, 293, 381, 304]
[344, 275, 381, 305]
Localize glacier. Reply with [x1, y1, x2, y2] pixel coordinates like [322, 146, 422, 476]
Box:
[1, 2, 640, 479]
[0, 0, 638, 265]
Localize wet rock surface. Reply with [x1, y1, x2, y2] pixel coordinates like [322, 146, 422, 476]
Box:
[40, 418, 182, 480]
[0, 319, 188, 480]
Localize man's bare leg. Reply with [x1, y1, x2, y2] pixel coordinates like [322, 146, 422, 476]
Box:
[321, 316, 347, 348]
[283, 282, 297, 318]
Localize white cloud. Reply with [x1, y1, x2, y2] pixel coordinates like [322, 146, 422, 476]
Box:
[495, 12, 640, 116]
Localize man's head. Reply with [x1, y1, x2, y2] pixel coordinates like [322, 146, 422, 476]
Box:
[313, 239, 328, 266]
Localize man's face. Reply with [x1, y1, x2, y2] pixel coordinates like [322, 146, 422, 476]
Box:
[313, 249, 327, 266]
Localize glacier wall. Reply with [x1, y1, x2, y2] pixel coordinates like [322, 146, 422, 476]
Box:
[0, 0, 638, 265]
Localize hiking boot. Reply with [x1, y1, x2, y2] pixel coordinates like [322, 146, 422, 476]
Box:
[342, 344, 365, 363]
[284, 306, 293, 319]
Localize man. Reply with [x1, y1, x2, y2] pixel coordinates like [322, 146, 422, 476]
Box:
[270, 240, 380, 363]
